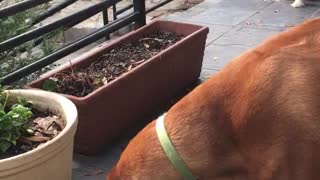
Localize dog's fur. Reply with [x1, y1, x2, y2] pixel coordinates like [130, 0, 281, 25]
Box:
[107, 18, 320, 180]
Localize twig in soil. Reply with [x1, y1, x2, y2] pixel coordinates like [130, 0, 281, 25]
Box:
[133, 59, 146, 65]
[139, 38, 164, 42]
[69, 61, 75, 77]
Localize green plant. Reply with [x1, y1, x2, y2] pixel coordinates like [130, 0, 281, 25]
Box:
[0, 86, 33, 153]
[42, 77, 58, 92]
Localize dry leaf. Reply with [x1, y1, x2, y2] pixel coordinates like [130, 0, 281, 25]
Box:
[23, 136, 51, 142]
[42, 130, 54, 135]
[53, 129, 58, 136]
[18, 137, 33, 145]
[34, 117, 54, 130]
[134, 59, 145, 65]
[53, 116, 65, 129]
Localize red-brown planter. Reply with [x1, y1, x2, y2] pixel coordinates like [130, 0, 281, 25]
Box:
[26, 20, 209, 155]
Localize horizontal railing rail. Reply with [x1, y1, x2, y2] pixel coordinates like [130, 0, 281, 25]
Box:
[32, 0, 78, 25]
[0, 0, 177, 85]
[0, 0, 52, 18]
[1, 13, 139, 84]
[0, 0, 122, 52]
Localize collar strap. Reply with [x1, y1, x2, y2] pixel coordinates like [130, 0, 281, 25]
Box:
[156, 114, 198, 180]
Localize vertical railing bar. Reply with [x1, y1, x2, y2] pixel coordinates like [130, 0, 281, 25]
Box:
[133, 0, 146, 27]
[102, 9, 111, 40]
[112, 4, 117, 20]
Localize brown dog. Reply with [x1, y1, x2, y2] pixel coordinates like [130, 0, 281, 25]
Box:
[107, 18, 320, 180]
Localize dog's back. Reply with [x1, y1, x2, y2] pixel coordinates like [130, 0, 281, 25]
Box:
[217, 42, 320, 180]
[107, 18, 320, 180]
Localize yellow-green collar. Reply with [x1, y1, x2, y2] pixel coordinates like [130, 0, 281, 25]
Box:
[156, 114, 198, 180]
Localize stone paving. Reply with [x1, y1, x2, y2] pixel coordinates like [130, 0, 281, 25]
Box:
[72, 0, 320, 179]
[164, 0, 320, 81]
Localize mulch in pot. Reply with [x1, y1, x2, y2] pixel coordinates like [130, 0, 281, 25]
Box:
[43, 31, 184, 97]
[0, 109, 64, 160]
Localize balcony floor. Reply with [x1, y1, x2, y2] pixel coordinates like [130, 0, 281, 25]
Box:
[72, 0, 320, 179]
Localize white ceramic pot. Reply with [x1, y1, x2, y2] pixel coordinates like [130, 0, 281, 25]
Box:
[0, 90, 78, 180]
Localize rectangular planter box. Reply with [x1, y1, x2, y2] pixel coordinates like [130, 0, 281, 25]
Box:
[26, 20, 209, 155]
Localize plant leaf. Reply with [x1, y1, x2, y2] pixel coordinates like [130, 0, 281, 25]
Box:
[0, 140, 12, 153]
[42, 78, 57, 91]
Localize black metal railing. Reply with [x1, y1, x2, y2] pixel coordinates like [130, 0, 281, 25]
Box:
[32, 0, 78, 25]
[0, 0, 174, 85]
[0, 0, 51, 17]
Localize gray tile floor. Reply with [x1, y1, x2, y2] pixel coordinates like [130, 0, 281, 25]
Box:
[72, 0, 320, 179]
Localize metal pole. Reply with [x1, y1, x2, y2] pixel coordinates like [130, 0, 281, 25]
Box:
[102, 9, 110, 40]
[112, 4, 117, 20]
[133, 0, 146, 27]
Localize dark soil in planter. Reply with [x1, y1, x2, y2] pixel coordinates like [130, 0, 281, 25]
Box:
[0, 108, 64, 160]
[43, 31, 184, 97]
